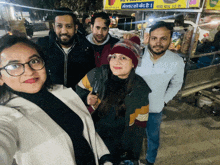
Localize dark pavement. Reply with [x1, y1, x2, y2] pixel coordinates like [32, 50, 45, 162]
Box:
[140, 95, 220, 165]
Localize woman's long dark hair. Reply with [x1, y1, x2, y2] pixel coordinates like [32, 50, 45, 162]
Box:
[0, 34, 53, 105]
[95, 67, 136, 118]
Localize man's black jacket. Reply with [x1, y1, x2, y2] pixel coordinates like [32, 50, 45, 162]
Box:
[36, 30, 95, 89]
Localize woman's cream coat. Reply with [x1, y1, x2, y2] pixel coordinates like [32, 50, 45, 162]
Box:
[0, 85, 110, 165]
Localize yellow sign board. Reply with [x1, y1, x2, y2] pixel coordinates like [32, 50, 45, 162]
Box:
[104, 0, 187, 10]
[206, 0, 220, 10]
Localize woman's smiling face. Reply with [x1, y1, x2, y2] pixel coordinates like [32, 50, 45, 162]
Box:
[0, 43, 47, 93]
[109, 53, 134, 79]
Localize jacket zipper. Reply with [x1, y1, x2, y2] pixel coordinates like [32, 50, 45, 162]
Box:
[55, 42, 75, 86]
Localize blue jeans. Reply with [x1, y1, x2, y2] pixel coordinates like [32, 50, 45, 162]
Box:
[146, 112, 163, 163]
[121, 160, 135, 165]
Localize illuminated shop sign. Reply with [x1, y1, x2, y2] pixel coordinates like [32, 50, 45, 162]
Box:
[104, 0, 187, 10]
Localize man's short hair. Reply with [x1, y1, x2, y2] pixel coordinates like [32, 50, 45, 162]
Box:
[91, 12, 110, 27]
[53, 7, 77, 25]
[149, 21, 173, 38]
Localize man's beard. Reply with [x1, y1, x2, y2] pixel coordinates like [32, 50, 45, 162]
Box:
[148, 44, 168, 56]
[93, 34, 107, 44]
[57, 34, 76, 46]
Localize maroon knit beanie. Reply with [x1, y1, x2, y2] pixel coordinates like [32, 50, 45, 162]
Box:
[130, 36, 141, 45]
[109, 36, 141, 68]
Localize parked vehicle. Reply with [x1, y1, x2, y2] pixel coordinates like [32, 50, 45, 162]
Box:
[5, 19, 34, 38]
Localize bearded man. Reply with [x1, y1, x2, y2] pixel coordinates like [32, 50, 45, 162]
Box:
[86, 12, 119, 67]
[136, 21, 185, 165]
[37, 7, 95, 89]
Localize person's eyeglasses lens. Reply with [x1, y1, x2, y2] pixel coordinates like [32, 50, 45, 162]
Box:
[5, 58, 44, 76]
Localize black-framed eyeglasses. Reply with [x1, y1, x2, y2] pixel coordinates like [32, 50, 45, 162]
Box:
[0, 57, 45, 76]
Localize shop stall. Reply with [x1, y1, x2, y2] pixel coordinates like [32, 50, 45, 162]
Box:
[104, 0, 220, 100]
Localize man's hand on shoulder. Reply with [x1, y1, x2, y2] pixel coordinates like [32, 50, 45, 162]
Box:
[143, 32, 149, 45]
[123, 33, 139, 40]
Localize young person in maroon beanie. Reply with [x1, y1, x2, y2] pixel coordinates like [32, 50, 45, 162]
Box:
[76, 36, 151, 164]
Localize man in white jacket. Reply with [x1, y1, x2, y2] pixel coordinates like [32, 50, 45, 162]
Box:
[136, 21, 185, 165]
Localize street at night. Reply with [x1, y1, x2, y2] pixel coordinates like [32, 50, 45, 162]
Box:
[1, 0, 220, 165]
[140, 96, 220, 165]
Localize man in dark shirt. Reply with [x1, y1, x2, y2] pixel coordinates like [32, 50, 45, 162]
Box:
[37, 7, 95, 89]
[86, 12, 119, 67]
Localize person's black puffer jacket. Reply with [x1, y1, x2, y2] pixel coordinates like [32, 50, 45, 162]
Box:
[36, 30, 96, 90]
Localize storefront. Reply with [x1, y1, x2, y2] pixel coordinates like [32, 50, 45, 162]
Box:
[103, 0, 220, 99]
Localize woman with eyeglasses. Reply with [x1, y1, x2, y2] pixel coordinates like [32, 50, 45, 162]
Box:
[76, 36, 151, 164]
[0, 34, 111, 165]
